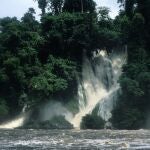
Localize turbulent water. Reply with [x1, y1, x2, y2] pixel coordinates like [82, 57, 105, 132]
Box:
[0, 129, 150, 149]
[0, 105, 27, 129]
[71, 49, 127, 127]
[0, 115, 25, 129]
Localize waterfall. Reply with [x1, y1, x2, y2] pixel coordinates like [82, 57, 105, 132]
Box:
[70, 49, 127, 128]
[0, 105, 27, 129]
[0, 49, 126, 129]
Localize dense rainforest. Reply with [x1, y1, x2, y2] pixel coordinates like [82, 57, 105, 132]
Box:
[111, 0, 150, 129]
[0, 0, 149, 129]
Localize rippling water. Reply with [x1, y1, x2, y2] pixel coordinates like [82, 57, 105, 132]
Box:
[0, 129, 150, 149]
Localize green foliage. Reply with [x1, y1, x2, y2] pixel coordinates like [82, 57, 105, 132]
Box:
[49, 0, 63, 15]
[34, 0, 48, 15]
[0, 11, 78, 115]
[0, 99, 9, 117]
[81, 114, 105, 129]
[112, 0, 150, 129]
[29, 55, 76, 97]
[41, 12, 90, 60]
[120, 77, 144, 97]
[97, 7, 110, 21]
[112, 106, 144, 129]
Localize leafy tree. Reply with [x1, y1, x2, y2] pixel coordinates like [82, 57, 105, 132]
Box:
[118, 0, 136, 17]
[97, 7, 110, 21]
[29, 55, 77, 105]
[48, 0, 64, 15]
[21, 8, 39, 31]
[34, 0, 48, 15]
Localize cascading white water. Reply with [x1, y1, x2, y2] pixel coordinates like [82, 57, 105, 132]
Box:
[70, 49, 127, 128]
[0, 105, 27, 129]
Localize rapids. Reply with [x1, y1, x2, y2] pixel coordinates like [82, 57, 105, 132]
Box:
[0, 129, 150, 149]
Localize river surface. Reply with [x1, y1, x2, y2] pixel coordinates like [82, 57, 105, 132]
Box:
[0, 129, 150, 149]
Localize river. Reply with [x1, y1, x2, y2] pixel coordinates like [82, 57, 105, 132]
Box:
[0, 129, 150, 149]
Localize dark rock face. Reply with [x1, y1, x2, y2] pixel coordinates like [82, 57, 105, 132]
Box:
[20, 116, 73, 129]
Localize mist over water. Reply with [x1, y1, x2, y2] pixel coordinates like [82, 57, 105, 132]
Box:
[39, 101, 73, 122]
[70, 49, 127, 128]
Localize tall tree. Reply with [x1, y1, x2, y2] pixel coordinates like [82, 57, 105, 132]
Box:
[21, 8, 38, 31]
[49, 0, 64, 15]
[118, 0, 136, 17]
[34, 0, 48, 15]
[137, 0, 150, 23]
[63, 0, 96, 13]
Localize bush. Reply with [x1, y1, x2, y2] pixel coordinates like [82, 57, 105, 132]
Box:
[0, 99, 9, 116]
[111, 106, 144, 129]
